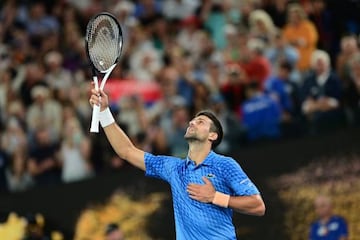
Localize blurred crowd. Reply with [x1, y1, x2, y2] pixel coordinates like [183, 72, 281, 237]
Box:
[1, 0, 360, 193]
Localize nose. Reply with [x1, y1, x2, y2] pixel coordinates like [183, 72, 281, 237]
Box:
[189, 120, 195, 126]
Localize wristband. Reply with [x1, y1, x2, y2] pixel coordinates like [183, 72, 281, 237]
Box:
[212, 191, 230, 208]
[99, 107, 115, 128]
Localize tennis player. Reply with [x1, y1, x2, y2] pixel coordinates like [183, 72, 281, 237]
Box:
[89, 88, 265, 239]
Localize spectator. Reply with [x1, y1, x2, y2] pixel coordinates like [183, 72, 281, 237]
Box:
[150, 14, 173, 53]
[174, 55, 197, 107]
[282, 3, 318, 73]
[26, 85, 63, 141]
[166, 97, 190, 158]
[59, 117, 93, 183]
[5, 150, 34, 192]
[240, 38, 272, 89]
[343, 55, 360, 126]
[309, 195, 348, 240]
[117, 95, 148, 142]
[6, 100, 27, 132]
[241, 81, 282, 141]
[264, 61, 302, 123]
[105, 223, 125, 240]
[134, 0, 162, 24]
[27, 127, 61, 187]
[265, 30, 301, 84]
[24, 1, 60, 38]
[308, 0, 336, 60]
[222, 24, 248, 63]
[128, 24, 163, 82]
[209, 94, 244, 154]
[176, 15, 203, 59]
[1, 117, 27, 156]
[204, 59, 226, 95]
[200, 0, 228, 49]
[220, 63, 248, 113]
[19, 62, 47, 108]
[0, 148, 9, 192]
[192, 81, 212, 115]
[44, 51, 73, 101]
[162, 0, 199, 21]
[335, 35, 360, 85]
[249, 9, 278, 47]
[301, 50, 344, 134]
[262, 0, 288, 28]
[0, 59, 15, 118]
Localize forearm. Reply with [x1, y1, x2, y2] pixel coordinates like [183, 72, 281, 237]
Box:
[91, 89, 146, 171]
[228, 194, 265, 216]
[103, 121, 145, 170]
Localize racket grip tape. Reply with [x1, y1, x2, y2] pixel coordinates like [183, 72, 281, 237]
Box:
[90, 104, 101, 132]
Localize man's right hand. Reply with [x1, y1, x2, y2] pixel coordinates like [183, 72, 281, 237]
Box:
[89, 87, 109, 112]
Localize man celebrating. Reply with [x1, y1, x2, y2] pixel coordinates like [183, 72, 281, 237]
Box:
[89, 88, 265, 239]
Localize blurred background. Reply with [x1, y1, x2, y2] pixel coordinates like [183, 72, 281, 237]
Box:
[0, 0, 360, 239]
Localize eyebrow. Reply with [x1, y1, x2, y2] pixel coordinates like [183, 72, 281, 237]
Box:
[193, 116, 210, 122]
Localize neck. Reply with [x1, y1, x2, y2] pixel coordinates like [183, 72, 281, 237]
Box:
[320, 214, 332, 223]
[187, 142, 212, 165]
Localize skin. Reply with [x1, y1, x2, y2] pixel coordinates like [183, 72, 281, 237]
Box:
[90, 87, 265, 216]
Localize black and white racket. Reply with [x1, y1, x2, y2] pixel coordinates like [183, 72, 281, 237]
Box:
[85, 12, 123, 133]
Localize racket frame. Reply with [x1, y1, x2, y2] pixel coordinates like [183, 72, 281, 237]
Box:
[85, 12, 123, 133]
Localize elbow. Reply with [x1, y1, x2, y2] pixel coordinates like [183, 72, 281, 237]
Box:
[251, 195, 266, 216]
[254, 202, 266, 216]
[250, 197, 266, 216]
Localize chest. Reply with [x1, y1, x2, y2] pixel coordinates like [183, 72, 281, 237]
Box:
[315, 220, 343, 238]
[175, 164, 227, 193]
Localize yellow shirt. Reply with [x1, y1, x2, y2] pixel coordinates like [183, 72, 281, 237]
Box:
[282, 20, 318, 72]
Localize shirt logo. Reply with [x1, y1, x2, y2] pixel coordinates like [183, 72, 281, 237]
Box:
[206, 173, 215, 178]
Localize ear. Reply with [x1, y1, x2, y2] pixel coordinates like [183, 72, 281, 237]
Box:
[208, 132, 218, 142]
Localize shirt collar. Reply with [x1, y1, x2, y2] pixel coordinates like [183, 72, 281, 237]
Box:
[186, 151, 216, 167]
[316, 71, 330, 86]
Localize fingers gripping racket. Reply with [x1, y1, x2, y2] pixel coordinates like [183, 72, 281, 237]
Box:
[85, 12, 123, 133]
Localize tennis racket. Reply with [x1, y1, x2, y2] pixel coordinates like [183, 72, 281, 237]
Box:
[85, 12, 123, 133]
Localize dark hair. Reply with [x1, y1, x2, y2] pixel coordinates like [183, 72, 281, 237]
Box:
[279, 60, 293, 72]
[196, 110, 223, 149]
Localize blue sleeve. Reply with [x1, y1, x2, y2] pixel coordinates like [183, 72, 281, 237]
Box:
[309, 222, 317, 240]
[144, 152, 179, 183]
[338, 217, 348, 236]
[223, 158, 260, 196]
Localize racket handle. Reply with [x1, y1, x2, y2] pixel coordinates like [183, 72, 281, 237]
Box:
[90, 104, 100, 133]
[90, 75, 100, 133]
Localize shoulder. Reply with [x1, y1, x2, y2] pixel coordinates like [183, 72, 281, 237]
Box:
[331, 215, 347, 223]
[211, 152, 242, 170]
[303, 20, 316, 28]
[145, 152, 182, 161]
[144, 152, 183, 165]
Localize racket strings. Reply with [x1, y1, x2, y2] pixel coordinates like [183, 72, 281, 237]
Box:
[87, 15, 121, 72]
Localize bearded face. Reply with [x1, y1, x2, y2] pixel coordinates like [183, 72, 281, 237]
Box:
[184, 115, 217, 145]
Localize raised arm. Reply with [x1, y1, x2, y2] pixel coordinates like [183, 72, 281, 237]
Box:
[90, 88, 145, 170]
